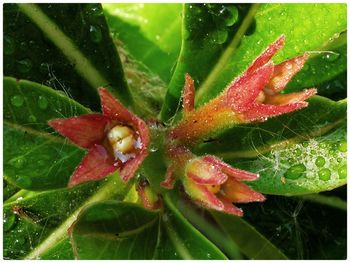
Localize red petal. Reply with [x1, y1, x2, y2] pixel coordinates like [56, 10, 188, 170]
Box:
[183, 177, 224, 211]
[186, 157, 228, 185]
[160, 165, 176, 189]
[182, 74, 195, 113]
[68, 144, 116, 187]
[246, 35, 285, 75]
[203, 156, 258, 181]
[242, 102, 308, 122]
[264, 88, 317, 105]
[48, 114, 109, 149]
[218, 195, 244, 216]
[99, 88, 134, 123]
[120, 151, 147, 182]
[267, 53, 309, 93]
[136, 182, 162, 210]
[225, 62, 274, 113]
[221, 178, 265, 203]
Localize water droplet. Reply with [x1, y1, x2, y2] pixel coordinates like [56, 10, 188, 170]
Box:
[212, 29, 228, 44]
[16, 58, 32, 73]
[28, 115, 37, 123]
[11, 95, 24, 107]
[4, 36, 15, 55]
[337, 157, 344, 163]
[14, 237, 26, 245]
[9, 157, 26, 169]
[89, 25, 102, 43]
[284, 163, 306, 180]
[318, 168, 331, 181]
[39, 63, 49, 74]
[315, 156, 325, 167]
[338, 141, 347, 152]
[294, 148, 302, 156]
[3, 213, 17, 232]
[322, 52, 340, 62]
[19, 41, 29, 51]
[224, 6, 239, 26]
[338, 165, 347, 179]
[38, 96, 48, 110]
[16, 176, 32, 188]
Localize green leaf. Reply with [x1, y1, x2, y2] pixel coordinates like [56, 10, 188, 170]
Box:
[4, 3, 132, 110]
[161, 3, 347, 121]
[4, 77, 89, 190]
[212, 211, 288, 259]
[103, 3, 182, 83]
[195, 96, 346, 195]
[3, 173, 131, 259]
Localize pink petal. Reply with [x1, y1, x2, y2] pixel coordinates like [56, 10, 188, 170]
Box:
[68, 144, 116, 188]
[186, 157, 228, 185]
[246, 35, 285, 75]
[160, 165, 176, 189]
[266, 53, 309, 93]
[48, 114, 109, 149]
[98, 87, 134, 124]
[221, 178, 266, 203]
[182, 74, 195, 113]
[183, 177, 224, 211]
[120, 151, 147, 182]
[264, 88, 317, 105]
[218, 195, 244, 216]
[241, 101, 308, 122]
[203, 156, 258, 181]
[225, 62, 274, 113]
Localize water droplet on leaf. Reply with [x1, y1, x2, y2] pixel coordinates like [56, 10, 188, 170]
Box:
[9, 157, 26, 169]
[38, 96, 49, 110]
[338, 141, 347, 152]
[89, 25, 102, 43]
[315, 156, 325, 167]
[284, 163, 306, 180]
[338, 165, 347, 179]
[16, 176, 32, 188]
[28, 115, 37, 123]
[3, 213, 17, 232]
[11, 95, 24, 107]
[322, 52, 340, 62]
[17, 58, 32, 73]
[318, 168, 331, 181]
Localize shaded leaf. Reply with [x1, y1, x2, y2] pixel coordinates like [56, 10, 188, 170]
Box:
[4, 3, 132, 109]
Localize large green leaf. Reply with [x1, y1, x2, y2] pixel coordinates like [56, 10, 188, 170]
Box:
[195, 96, 346, 195]
[103, 3, 182, 83]
[161, 3, 347, 121]
[4, 77, 89, 190]
[4, 3, 132, 110]
[70, 199, 227, 259]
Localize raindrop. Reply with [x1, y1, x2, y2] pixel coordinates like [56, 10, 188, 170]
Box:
[28, 115, 37, 123]
[86, 5, 103, 17]
[14, 237, 26, 245]
[38, 96, 49, 110]
[16, 58, 33, 73]
[4, 36, 15, 55]
[11, 95, 24, 107]
[16, 176, 32, 188]
[338, 141, 347, 152]
[89, 25, 102, 43]
[224, 6, 239, 26]
[318, 168, 331, 181]
[338, 165, 347, 179]
[3, 213, 17, 232]
[212, 29, 228, 44]
[322, 52, 340, 62]
[315, 156, 325, 167]
[284, 163, 306, 180]
[9, 157, 26, 169]
[294, 148, 302, 156]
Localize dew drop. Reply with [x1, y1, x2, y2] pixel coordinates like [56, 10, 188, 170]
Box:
[315, 156, 325, 167]
[16, 176, 32, 188]
[14, 237, 26, 245]
[28, 115, 37, 123]
[3, 213, 17, 232]
[322, 52, 340, 62]
[16, 58, 33, 73]
[4, 36, 15, 55]
[211, 29, 228, 44]
[89, 25, 102, 43]
[224, 6, 239, 26]
[11, 95, 24, 107]
[284, 163, 306, 180]
[39, 63, 49, 74]
[9, 157, 26, 169]
[338, 141, 347, 152]
[38, 96, 49, 110]
[318, 168, 331, 181]
[338, 165, 347, 179]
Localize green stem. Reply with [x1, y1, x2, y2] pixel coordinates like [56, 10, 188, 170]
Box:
[296, 194, 346, 211]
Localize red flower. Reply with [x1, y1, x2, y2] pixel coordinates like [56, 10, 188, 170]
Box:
[48, 88, 149, 187]
[170, 35, 317, 143]
[183, 155, 265, 216]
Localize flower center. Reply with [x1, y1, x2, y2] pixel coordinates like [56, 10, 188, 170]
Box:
[207, 184, 221, 194]
[107, 125, 136, 162]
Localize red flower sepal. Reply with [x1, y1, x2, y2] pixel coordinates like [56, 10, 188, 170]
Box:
[48, 88, 150, 187]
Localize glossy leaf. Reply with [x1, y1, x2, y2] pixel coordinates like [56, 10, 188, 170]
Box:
[4, 77, 89, 189]
[195, 96, 346, 195]
[212, 211, 288, 259]
[103, 3, 182, 83]
[4, 3, 132, 110]
[161, 3, 347, 121]
[3, 173, 131, 259]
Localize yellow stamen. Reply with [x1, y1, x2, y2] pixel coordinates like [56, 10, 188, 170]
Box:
[108, 125, 135, 154]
